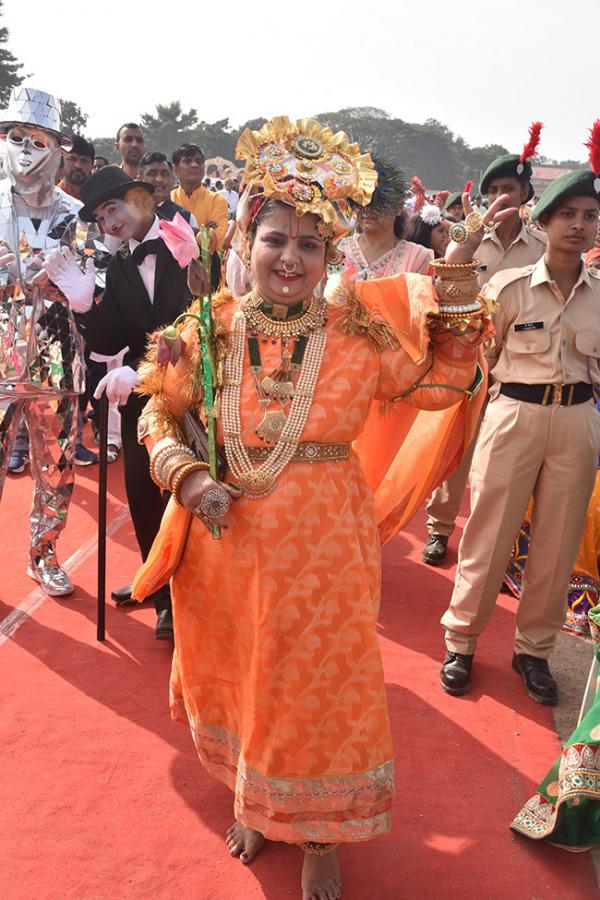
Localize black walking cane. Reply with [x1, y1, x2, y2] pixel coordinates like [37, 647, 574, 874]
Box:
[96, 393, 109, 641]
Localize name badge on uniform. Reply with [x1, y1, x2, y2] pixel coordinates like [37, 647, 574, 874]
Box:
[514, 321, 544, 332]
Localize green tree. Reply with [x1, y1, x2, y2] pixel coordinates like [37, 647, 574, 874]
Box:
[90, 137, 118, 163]
[188, 118, 235, 159]
[140, 102, 198, 156]
[464, 144, 510, 188]
[90, 106, 538, 187]
[60, 100, 88, 134]
[315, 109, 466, 187]
[0, 0, 24, 107]
[557, 158, 587, 170]
[237, 117, 267, 134]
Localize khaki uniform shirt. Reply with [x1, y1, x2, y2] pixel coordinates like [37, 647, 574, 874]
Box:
[477, 222, 547, 286]
[482, 256, 600, 388]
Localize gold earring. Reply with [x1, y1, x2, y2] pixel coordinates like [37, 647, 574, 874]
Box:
[326, 245, 344, 267]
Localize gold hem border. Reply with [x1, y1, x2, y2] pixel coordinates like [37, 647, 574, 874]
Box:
[183, 717, 395, 843]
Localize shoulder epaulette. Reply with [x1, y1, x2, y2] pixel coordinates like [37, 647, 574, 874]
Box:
[525, 225, 547, 244]
[486, 265, 535, 295]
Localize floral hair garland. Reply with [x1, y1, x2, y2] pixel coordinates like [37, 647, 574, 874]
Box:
[419, 203, 442, 227]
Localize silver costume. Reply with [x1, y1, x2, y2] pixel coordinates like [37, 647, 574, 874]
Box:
[0, 88, 108, 595]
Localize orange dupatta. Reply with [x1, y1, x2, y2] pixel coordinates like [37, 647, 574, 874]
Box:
[132, 274, 486, 599]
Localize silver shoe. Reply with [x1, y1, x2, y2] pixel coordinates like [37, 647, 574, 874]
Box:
[27, 556, 74, 596]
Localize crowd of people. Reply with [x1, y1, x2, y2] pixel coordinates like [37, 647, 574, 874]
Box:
[2, 86, 600, 898]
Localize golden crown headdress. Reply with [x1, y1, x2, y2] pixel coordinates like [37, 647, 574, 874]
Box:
[235, 116, 377, 242]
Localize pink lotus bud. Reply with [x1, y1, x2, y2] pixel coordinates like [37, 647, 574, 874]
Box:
[158, 213, 200, 268]
[156, 326, 183, 365]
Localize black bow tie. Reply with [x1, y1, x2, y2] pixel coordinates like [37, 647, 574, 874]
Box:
[131, 238, 162, 264]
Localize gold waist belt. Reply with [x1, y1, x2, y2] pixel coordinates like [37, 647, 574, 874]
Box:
[245, 441, 351, 464]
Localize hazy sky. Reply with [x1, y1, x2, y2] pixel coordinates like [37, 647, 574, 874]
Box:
[3, 0, 593, 163]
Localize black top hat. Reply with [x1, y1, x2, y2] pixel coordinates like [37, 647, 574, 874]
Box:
[79, 165, 154, 222]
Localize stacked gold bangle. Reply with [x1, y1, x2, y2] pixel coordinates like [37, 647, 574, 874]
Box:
[150, 437, 209, 500]
[149, 439, 196, 490]
[429, 259, 486, 331]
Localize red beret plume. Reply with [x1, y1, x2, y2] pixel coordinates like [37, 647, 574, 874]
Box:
[520, 121, 543, 164]
[585, 120, 600, 177]
[463, 180, 473, 195]
[411, 175, 426, 212]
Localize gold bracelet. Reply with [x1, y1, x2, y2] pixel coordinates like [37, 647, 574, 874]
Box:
[171, 461, 210, 506]
[154, 449, 197, 490]
[160, 453, 198, 491]
[150, 440, 184, 477]
[150, 442, 195, 489]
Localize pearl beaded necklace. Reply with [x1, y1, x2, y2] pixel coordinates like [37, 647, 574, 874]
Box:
[222, 307, 328, 499]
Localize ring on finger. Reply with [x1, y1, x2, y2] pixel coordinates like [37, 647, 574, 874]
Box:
[448, 222, 468, 244]
[465, 211, 484, 234]
[198, 487, 231, 519]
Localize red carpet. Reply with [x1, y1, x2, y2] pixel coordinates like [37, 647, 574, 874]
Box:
[0, 440, 597, 899]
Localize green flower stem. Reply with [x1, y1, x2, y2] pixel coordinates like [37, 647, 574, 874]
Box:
[172, 230, 221, 539]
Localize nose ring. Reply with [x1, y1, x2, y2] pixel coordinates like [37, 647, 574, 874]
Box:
[282, 262, 296, 274]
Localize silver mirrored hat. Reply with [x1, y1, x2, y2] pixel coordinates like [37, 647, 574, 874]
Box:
[0, 87, 73, 150]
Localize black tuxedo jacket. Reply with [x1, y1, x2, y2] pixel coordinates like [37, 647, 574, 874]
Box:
[75, 238, 192, 371]
[157, 199, 193, 224]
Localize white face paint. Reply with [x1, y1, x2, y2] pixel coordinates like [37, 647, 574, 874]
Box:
[3, 125, 62, 207]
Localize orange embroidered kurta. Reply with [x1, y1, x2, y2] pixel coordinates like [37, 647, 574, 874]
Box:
[134, 280, 483, 844]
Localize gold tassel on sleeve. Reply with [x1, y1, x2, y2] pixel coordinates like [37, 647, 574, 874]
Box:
[333, 283, 400, 353]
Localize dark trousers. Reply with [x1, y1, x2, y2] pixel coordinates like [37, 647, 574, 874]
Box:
[120, 394, 171, 613]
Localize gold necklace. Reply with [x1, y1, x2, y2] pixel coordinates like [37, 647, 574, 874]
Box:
[248, 334, 308, 442]
[222, 309, 328, 498]
[242, 291, 327, 339]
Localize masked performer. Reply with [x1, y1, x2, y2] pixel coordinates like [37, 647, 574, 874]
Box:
[131, 118, 494, 900]
[0, 87, 107, 595]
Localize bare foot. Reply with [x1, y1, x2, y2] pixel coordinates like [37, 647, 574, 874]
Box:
[301, 849, 342, 900]
[225, 821, 265, 864]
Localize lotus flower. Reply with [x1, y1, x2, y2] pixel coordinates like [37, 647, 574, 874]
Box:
[156, 325, 183, 365]
[158, 213, 200, 268]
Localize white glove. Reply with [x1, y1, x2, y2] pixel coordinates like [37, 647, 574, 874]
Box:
[44, 247, 96, 312]
[94, 366, 140, 405]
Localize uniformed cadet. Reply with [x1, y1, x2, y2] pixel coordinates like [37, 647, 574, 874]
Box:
[439, 160, 600, 704]
[423, 137, 547, 566]
[443, 191, 465, 221]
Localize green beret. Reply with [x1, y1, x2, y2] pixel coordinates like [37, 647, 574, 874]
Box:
[443, 191, 463, 210]
[480, 154, 534, 201]
[532, 168, 600, 221]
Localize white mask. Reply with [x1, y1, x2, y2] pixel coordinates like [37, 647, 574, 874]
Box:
[3, 125, 62, 207]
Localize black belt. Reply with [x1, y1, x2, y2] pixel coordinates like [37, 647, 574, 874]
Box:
[500, 382, 593, 407]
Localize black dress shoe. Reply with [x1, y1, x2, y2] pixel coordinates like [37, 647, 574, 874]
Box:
[155, 608, 174, 641]
[440, 652, 474, 696]
[512, 653, 558, 706]
[422, 534, 448, 566]
[111, 584, 135, 607]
